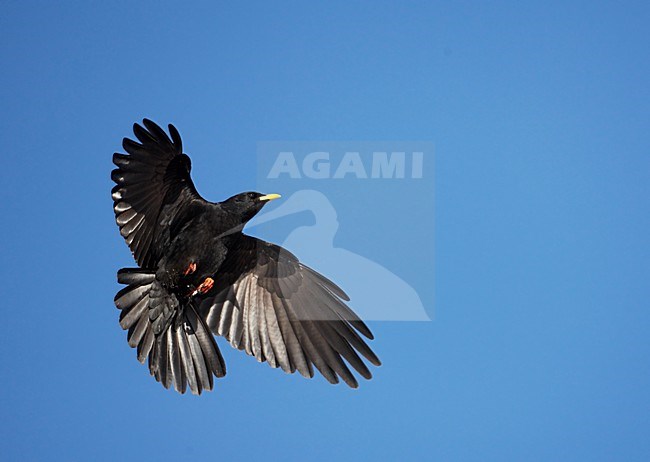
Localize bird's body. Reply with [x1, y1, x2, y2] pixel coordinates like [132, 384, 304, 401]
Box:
[156, 204, 228, 291]
[111, 119, 380, 394]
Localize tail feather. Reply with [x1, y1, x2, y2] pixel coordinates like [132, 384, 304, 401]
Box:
[137, 328, 155, 364]
[119, 296, 148, 330]
[176, 324, 199, 394]
[117, 268, 155, 286]
[114, 268, 226, 394]
[186, 304, 226, 379]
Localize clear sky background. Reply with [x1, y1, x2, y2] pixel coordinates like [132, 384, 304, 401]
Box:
[1, 1, 649, 461]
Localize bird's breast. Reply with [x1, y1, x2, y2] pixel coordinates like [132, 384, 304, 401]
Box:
[156, 229, 228, 292]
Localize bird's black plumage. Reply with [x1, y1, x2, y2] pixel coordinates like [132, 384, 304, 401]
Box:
[111, 119, 380, 394]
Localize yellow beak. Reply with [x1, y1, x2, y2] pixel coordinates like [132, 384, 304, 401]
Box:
[259, 193, 281, 202]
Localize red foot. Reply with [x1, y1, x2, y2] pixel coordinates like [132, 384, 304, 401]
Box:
[191, 277, 214, 297]
[183, 262, 197, 276]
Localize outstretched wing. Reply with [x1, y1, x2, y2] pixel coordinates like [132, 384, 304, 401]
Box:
[199, 235, 381, 388]
[111, 119, 204, 269]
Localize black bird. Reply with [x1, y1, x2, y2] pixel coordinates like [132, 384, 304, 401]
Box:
[111, 119, 380, 394]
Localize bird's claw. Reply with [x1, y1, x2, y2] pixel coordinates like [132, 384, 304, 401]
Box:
[190, 277, 214, 297]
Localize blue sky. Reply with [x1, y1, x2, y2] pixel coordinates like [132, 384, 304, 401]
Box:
[1, 1, 649, 461]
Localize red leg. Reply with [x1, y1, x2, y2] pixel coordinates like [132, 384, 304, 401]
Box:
[183, 262, 197, 276]
[197, 277, 214, 294]
[190, 277, 215, 296]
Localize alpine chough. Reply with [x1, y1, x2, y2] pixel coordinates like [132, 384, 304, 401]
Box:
[111, 119, 380, 394]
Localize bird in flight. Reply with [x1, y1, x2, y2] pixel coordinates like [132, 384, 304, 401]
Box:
[111, 119, 380, 394]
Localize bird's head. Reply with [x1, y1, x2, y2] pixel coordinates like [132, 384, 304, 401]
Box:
[221, 192, 281, 224]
